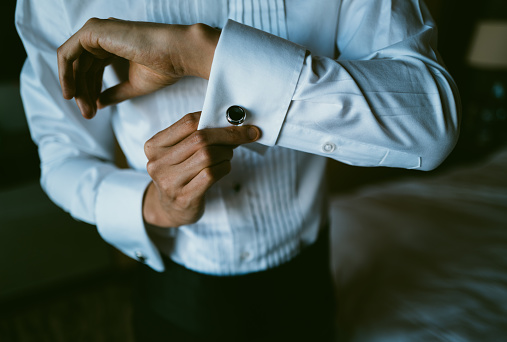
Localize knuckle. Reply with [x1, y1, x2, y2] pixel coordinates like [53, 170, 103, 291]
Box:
[85, 17, 100, 26]
[189, 23, 214, 40]
[197, 147, 214, 164]
[145, 160, 157, 176]
[224, 127, 242, 141]
[201, 167, 216, 182]
[202, 161, 231, 183]
[182, 112, 200, 129]
[144, 139, 154, 158]
[151, 129, 165, 142]
[175, 193, 192, 210]
[57, 47, 71, 64]
[191, 23, 207, 31]
[159, 181, 174, 195]
[158, 177, 179, 198]
[191, 131, 209, 147]
[188, 23, 205, 37]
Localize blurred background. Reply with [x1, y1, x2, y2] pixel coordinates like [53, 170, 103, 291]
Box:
[1, 0, 506, 341]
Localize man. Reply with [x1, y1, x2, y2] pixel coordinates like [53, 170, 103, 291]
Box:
[16, 0, 459, 340]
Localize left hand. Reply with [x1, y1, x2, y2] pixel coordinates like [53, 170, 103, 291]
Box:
[57, 18, 220, 119]
[143, 112, 261, 228]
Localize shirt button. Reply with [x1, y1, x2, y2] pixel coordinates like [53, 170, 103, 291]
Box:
[240, 251, 251, 261]
[226, 105, 246, 125]
[135, 251, 147, 263]
[322, 142, 336, 153]
[233, 183, 242, 193]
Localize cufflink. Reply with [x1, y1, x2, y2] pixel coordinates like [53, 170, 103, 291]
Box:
[226, 105, 246, 125]
[135, 251, 147, 263]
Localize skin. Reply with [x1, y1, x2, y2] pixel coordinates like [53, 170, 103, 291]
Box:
[57, 18, 261, 227]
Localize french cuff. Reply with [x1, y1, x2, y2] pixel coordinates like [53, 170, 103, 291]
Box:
[95, 169, 165, 272]
[199, 19, 306, 147]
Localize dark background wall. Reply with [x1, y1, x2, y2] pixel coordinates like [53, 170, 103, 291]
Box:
[1, 1, 26, 81]
[0, 1, 115, 305]
[0, 1, 37, 187]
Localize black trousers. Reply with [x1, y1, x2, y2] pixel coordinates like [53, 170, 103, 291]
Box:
[132, 230, 336, 341]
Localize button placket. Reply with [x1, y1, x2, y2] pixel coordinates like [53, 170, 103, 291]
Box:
[233, 183, 242, 193]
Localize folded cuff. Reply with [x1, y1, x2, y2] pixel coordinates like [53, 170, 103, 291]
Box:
[95, 169, 164, 272]
[199, 19, 306, 146]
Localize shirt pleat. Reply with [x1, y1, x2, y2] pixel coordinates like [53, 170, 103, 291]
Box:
[286, 149, 302, 232]
[143, 0, 318, 275]
[277, 149, 295, 237]
[278, 149, 301, 261]
[290, 151, 305, 234]
[276, 0, 288, 38]
[251, 151, 274, 245]
[237, 0, 245, 24]
[263, 151, 283, 266]
[259, 0, 271, 33]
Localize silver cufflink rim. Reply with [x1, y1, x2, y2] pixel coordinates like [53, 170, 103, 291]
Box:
[226, 105, 246, 125]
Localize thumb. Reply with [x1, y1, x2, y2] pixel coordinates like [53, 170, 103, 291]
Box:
[97, 81, 139, 108]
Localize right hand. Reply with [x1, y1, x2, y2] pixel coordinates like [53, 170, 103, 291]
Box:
[143, 112, 261, 228]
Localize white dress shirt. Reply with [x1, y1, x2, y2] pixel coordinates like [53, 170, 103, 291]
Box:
[15, 0, 459, 274]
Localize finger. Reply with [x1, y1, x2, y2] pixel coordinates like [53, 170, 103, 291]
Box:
[144, 112, 201, 159]
[168, 125, 260, 162]
[57, 40, 84, 100]
[74, 53, 97, 119]
[91, 64, 105, 105]
[57, 18, 115, 100]
[97, 80, 139, 109]
[174, 145, 234, 184]
[85, 58, 108, 109]
[198, 126, 261, 146]
[86, 57, 113, 109]
[81, 57, 113, 118]
[182, 160, 232, 199]
[75, 82, 96, 119]
[98, 61, 176, 108]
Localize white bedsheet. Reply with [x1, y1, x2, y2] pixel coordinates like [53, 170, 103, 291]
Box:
[330, 147, 507, 341]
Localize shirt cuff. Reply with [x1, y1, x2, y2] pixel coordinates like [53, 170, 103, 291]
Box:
[199, 19, 306, 146]
[95, 169, 165, 272]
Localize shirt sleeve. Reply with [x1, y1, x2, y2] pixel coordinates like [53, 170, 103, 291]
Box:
[199, 0, 460, 171]
[15, 0, 165, 271]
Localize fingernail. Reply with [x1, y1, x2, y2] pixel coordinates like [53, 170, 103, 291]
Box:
[248, 127, 259, 141]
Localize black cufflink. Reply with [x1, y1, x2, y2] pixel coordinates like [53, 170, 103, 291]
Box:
[226, 105, 246, 125]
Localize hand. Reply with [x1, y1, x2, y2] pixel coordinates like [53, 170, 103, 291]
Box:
[143, 112, 261, 228]
[57, 18, 220, 119]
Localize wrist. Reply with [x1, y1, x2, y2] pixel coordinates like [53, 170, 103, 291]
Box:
[179, 23, 220, 79]
[142, 182, 173, 228]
